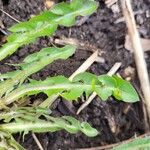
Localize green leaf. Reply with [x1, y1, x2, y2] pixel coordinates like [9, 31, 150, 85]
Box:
[113, 137, 150, 150]
[0, 71, 20, 80]
[9, 11, 58, 32]
[50, 116, 80, 134]
[0, 45, 76, 97]
[73, 72, 99, 83]
[30, 11, 58, 22]
[50, 2, 72, 15]
[96, 75, 117, 100]
[22, 45, 76, 66]
[74, 0, 98, 16]
[0, 107, 98, 137]
[70, 0, 84, 10]
[0, 107, 51, 123]
[61, 87, 84, 100]
[58, 15, 76, 26]
[98, 75, 117, 87]
[112, 76, 139, 102]
[73, 72, 99, 98]
[1, 73, 139, 108]
[30, 76, 69, 97]
[9, 22, 37, 33]
[0, 0, 98, 61]
[80, 122, 99, 137]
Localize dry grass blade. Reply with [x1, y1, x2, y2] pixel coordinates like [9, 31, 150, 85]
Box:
[76, 132, 150, 150]
[121, 0, 150, 125]
[69, 50, 98, 81]
[32, 133, 44, 150]
[54, 37, 98, 52]
[105, 0, 118, 8]
[0, 9, 20, 23]
[125, 35, 150, 52]
[76, 62, 121, 115]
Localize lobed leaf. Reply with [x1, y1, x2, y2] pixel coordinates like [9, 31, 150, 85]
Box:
[0, 107, 98, 137]
[113, 137, 150, 150]
[1, 72, 139, 108]
[0, 0, 98, 61]
[0, 45, 76, 97]
[112, 75, 139, 102]
[0, 106, 51, 123]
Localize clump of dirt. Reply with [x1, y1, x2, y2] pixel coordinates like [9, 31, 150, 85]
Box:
[0, 0, 150, 149]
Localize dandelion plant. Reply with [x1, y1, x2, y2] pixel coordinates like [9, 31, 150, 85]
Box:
[113, 136, 150, 150]
[0, 0, 140, 149]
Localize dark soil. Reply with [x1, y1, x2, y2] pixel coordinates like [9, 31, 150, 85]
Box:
[0, 0, 150, 149]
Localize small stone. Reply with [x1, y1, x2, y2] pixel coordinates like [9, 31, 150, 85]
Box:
[146, 10, 150, 18]
[136, 15, 144, 25]
[123, 66, 135, 80]
[45, 0, 55, 9]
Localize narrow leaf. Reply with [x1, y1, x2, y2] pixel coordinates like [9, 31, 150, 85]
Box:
[0, 0, 98, 61]
[1, 73, 139, 108]
[0, 107, 98, 137]
[0, 45, 76, 97]
[113, 137, 150, 150]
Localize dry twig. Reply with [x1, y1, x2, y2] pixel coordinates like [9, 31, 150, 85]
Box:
[69, 50, 98, 80]
[125, 35, 150, 52]
[63, 50, 98, 112]
[54, 37, 105, 63]
[54, 37, 98, 53]
[76, 62, 121, 115]
[121, 0, 150, 125]
[76, 132, 150, 150]
[0, 9, 20, 23]
[32, 133, 44, 150]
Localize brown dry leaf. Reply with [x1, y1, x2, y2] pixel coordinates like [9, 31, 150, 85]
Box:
[44, 0, 55, 9]
[125, 35, 150, 52]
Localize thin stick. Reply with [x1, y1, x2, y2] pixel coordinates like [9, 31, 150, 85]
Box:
[121, 0, 150, 125]
[0, 9, 20, 23]
[54, 37, 98, 52]
[32, 133, 44, 150]
[69, 50, 98, 81]
[76, 62, 121, 115]
[55, 37, 105, 63]
[40, 51, 98, 108]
